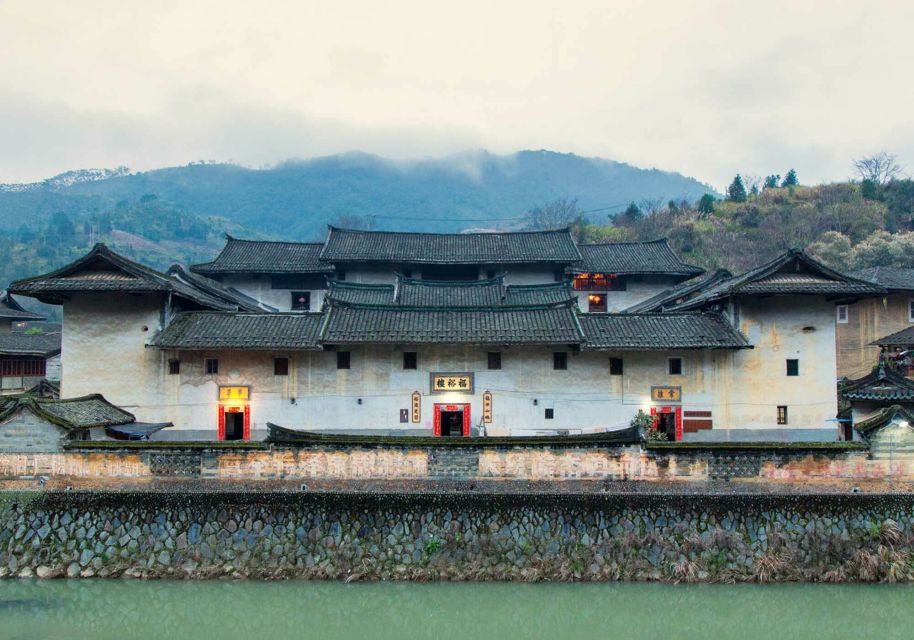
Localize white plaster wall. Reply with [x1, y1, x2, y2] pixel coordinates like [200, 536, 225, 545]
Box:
[574, 276, 681, 313]
[218, 275, 326, 312]
[46, 354, 61, 382]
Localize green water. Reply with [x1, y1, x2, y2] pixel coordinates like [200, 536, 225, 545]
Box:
[0, 581, 912, 640]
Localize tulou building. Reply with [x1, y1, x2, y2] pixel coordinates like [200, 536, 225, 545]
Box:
[8, 227, 884, 443]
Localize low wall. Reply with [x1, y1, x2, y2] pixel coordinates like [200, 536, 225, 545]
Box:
[3, 492, 914, 582]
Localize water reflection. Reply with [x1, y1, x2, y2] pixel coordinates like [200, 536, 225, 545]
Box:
[1, 581, 913, 640]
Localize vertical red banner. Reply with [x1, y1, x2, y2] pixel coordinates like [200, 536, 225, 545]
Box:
[217, 405, 225, 441]
[462, 404, 471, 437]
[675, 406, 683, 442]
[433, 404, 441, 436]
[243, 405, 251, 441]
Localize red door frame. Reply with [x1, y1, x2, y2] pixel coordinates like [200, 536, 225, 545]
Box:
[650, 406, 682, 441]
[217, 404, 251, 441]
[433, 403, 471, 437]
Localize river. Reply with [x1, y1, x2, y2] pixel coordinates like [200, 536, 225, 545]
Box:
[1, 581, 913, 640]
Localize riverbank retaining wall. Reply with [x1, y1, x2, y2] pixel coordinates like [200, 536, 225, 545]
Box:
[3, 492, 914, 582]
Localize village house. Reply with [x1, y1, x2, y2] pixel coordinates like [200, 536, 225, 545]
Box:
[7, 228, 884, 443]
[0, 290, 61, 395]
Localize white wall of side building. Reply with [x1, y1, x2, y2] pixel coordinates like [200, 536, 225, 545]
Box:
[574, 276, 682, 313]
[217, 275, 326, 312]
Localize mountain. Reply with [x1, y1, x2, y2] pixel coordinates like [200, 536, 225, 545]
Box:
[0, 150, 714, 238]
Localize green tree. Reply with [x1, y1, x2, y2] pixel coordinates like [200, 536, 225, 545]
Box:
[726, 175, 747, 203]
[781, 169, 798, 187]
[697, 194, 715, 215]
[763, 175, 780, 189]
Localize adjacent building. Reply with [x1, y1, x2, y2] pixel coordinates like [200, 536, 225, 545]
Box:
[0, 290, 61, 394]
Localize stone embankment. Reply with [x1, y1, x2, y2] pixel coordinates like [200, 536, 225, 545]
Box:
[3, 492, 914, 582]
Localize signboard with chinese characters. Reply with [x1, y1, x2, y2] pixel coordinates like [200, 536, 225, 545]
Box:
[651, 386, 681, 403]
[411, 391, 421, 423]
[483, 390, 493, 423]
[218, 386, 250, 402]
[429, 372, 474, 395]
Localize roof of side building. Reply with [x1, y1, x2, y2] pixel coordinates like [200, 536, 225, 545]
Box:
[326, 281, 396, 305]
[0, 331, 61, 358]
[0, 393, 135, 430]
[843, 363, 914, 403]
[579, 312, 750, 350]
[848, 267, 914, 292]
[574, 240, 704, 278]
[319, 227, 583, 264]
[0, 290, 46, 321]
[190, 236, 333, 275]
[150, 312, 325, 350]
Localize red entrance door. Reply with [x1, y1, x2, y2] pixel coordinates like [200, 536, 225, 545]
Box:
[218, 405, 251, 441]
[433, 404, 471, 437]
[650, 406, 682, 441]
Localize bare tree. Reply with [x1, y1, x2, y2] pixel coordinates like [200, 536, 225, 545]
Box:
[854, 152, 904, 185]
[525, 197, 581, 229]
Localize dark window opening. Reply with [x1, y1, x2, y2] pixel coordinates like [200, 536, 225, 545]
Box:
[777, 405, 788, 425]
[553, 352, 568, 370]
[487, 351, 502, 370]
[0, 357, 46, 377]
[274, 357, 289, 376]
[573, 273, 626, 291]
[168, 359, 181, 375]
[205, 358, 219, 375]
[272, 275, 326, 290]
[224, 411, 244, 441]
[291, 291, 311, 311]
[403, 352, 418, 370]
[588, 294, 607, 312]
[786, 359, 799, 376]
[421, 265, 479, 281]
[337, 351, 351, 370]
[668, 357, 683, 375]
[545, 408, 554, 420]
[609, 357, 624, 376]
[336, 271, 346, 281]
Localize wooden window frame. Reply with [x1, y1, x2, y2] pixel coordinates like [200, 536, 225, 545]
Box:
[290, 291, 311, 311]
[777, 405, 788, 425]
[337, 351, 351, 370]
[553, 352, 568, 370]
[204, 357, 219, 375]
[836, 304, 848, 324]
[168, 359, 181, 375]
[274, 357, 289, 376]
[403, 351, 418, 370]
[545, 408, 554, 420]
[786, 359, 799, 376]
[668, 357, 683, 376]
[487, 351, 502, 370]
[609, 357, 624, 376]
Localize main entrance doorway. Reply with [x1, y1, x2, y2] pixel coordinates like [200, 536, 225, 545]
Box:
[218, 405, 250, 441]
[434, 403, 470, 437]
[651, 406, 682, 441]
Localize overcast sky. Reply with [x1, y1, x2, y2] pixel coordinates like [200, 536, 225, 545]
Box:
[1, 0, 912, 190]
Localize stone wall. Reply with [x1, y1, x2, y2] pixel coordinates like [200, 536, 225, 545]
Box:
[3, 492, 914, 582]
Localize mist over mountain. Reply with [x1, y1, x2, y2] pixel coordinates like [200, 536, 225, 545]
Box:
[0, 150, 714, 238]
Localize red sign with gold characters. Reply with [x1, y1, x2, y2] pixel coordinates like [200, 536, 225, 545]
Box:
[651, 386, 681, 403]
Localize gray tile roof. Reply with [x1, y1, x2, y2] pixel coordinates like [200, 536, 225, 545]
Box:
[624, 269, 733, 313]
[849, 267, 914, 292]
[168, 265, 271, 312]
[855, 405, 914, 436]
[0, 290, 45, 321]
[191, 237, 332, 275]
[327, 282, 396, 305]
[872, 326, 914, 347]
[671, 249, 885, 310]
[322, 303, 584, 345]
[504, 283, 576, 306]
[579, 312, 750, 350]
[843, 363, 914, 403]
[151, 312, 325, 350]
[398, 278, 505, 307]
[320, 227, 582, 264]
[0, 394, 135, 430]
[575, 240, 704, 278]
[0, 331, 61, 357]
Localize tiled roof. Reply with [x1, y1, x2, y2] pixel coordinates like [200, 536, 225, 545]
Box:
[579, 312, 750, 350]
[168, 265, 271, 312]
[0, 290, 45, 321]
[0, 394, 135, 430]
[322, 302, 584, 345]
[575, 240, 704, 278]
[625, 269, 733, 313]
[672, 249, 885, 310]
[9, 244, 240, 311]
[855, 405, 914, 436]
[191, 237, 332, 275]
[320, 227, 583, 264]
[326, 282, 396, 305]
[849, 267, 914, 292]
[151, 312, 324, 350]
[398, 278, 505, 307]
[0, 331, 61, 357]
[843, 363, 914, 402]
[872, 326, 914, 347]
[504, 283, 576, 306]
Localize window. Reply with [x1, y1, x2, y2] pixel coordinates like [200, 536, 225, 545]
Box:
[836, 305, 848, 324]
[403, 352, 418, 370]
[205, 358, 219, 375]
[337, 351, 351, 370]
[291, 291, 311, 311]
[168, 359, 181, 375]
[777, 405, 788, 425]
[609, 357, 624, 376]
[0, 358, 46, 377]
[909, 298, 914, 323]
[553, 352, 568, 370]
[668, 357, 683, 375]
[274, 357, 289, 376]
[573, 273, 626, 291]
[272, 275, 326, 290]
[786, 359, 799, 376]
[487, 351, 502, 370]
[545, 408, 554, 420]
[588, 294, 607, 312]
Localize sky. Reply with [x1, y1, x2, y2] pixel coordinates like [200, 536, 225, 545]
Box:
[1, 0, 913, 190]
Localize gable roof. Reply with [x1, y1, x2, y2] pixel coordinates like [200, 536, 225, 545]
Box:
[843, 362, 914, 402]
[0, 331, 61, 358]
[0, 393, 135, 430]
[9, 244, 240, 311]
[574, 240, 704, 278]
[319, 227, 583, 264]
[321, 301, 584, 345]
[873, 326, 914, 348]
[326, 281, 396, 306]
[848, 267, 914, 292]
[0, 290, 45, 321]
[150, 312, 325, 350]
[624, 269, 733, 313]
[167, 265, 272, 312]
[190, 237, 333, 275]
[854, 405, 914, 436]
[579, 312, 750, 350]
[670, 249, 885, 310]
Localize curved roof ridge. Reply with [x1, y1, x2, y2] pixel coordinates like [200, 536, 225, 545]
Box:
[326, 225, 572, 236]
